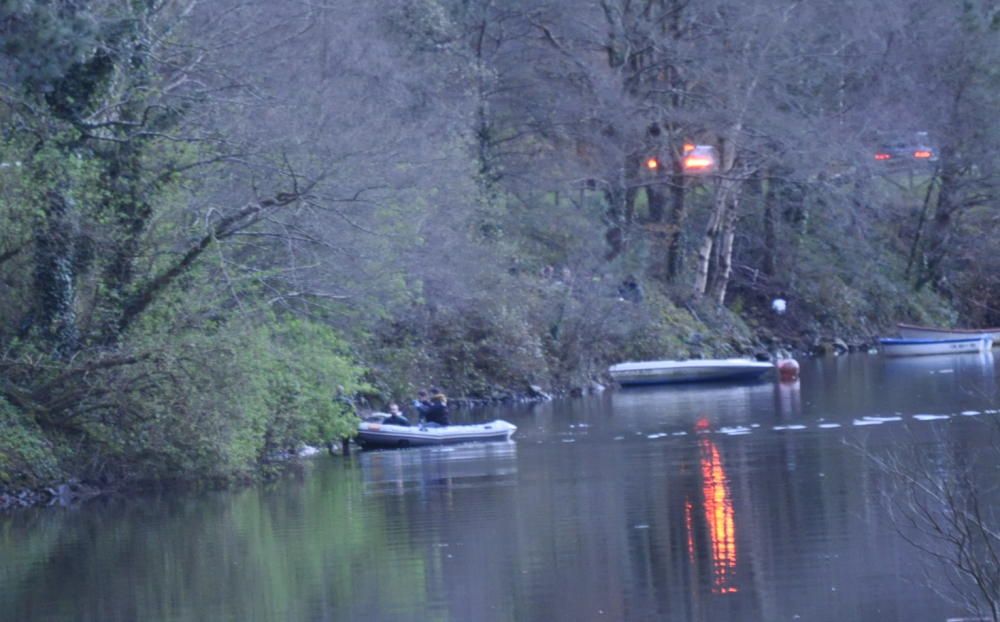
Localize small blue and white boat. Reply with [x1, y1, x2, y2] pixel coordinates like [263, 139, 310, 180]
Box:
[355, 419, 517, 449]
[608, 358, 774, 386]
[897, 322, 1000, 345]
[879, 336, 992, 357]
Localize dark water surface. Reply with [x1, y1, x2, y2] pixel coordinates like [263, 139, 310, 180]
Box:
[3, 353, 999, 621]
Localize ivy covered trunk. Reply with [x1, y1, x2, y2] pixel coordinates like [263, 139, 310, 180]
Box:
[33, 188, 79, 357]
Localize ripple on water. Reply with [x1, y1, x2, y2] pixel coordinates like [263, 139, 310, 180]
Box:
[913, 414, 950, 421]
[718, 426, 752, 436]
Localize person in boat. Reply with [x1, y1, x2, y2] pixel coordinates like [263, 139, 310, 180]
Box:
[382, 402, 410, 426]
[423, 388, 451, 427]
[411, 389, 431, 420]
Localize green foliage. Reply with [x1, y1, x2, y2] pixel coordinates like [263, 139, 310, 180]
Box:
[2, 0, 998, 496]
[82, 312, 369, 482]
[0, 1, 104, 93]
[371, 301, 547, 399]
[0, 398, 61, 487]
[252, 318, 368, 450]
[367, 267, 748, 397]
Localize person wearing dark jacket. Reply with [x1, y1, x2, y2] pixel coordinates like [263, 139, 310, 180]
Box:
[423, 388, 450, 426]
[382, 402, 410, 426]
[412, 390, 431, 420]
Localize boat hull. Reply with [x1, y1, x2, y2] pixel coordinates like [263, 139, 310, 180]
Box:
[355, 420, 517, 449]
[609, 359, 774, 386]
[897, 323, 1000, 344]
[879, 337, 990, 357]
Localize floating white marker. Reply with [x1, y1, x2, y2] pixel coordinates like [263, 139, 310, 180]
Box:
[719, 426, 752, 435]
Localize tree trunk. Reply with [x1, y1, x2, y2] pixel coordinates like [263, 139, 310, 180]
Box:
[605, 155, 640, 261]
[666, 167, 687, 280]
[693, 178, 729, 296]
[904, 173, 938, 281]
[693, 132, 740, 298]
[645, 183, 671, 281]
[708, 194, 739, 305]
[33, 189, 79, 357]
[99, 145, 152, 345]
[915, 163, 957, 291]
[647, 181, 666, 223]
[604, 184, 625, 260]
[761, 175, 777, 277]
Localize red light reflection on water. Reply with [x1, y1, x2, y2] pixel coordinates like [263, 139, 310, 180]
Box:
[689, 417, 738, 594]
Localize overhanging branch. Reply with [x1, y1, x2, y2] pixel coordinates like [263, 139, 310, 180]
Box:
[117, 190, 305, 335]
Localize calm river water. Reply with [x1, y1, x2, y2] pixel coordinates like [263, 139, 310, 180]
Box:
[3, 353, 999, 621]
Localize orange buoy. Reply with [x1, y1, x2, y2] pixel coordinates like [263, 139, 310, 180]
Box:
[776, 358, 800, 382]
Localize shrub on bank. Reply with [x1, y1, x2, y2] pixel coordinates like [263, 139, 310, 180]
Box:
[0, 315, 366, 491]
[0, 397, 62, 488]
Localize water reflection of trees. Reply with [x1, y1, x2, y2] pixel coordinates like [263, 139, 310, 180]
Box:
[5, 369, 990, 621]
[0, 462, 432, 621]
[810, 352, 997, 419]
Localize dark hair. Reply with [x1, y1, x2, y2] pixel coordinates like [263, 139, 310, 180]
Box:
[430, 387, 441, 394]
[417, 390, 428, 397]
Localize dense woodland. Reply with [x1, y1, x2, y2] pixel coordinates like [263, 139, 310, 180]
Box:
[0, 0, 997, 489]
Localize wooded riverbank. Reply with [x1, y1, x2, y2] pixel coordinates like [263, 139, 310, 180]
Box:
[2, 1, 997, 506]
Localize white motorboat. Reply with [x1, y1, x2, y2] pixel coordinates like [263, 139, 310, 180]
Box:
[355, 419, 517, 449]
[608, 358, 775, 386]
[897, 322, 1000, 345]
[879, 336, 991, 357]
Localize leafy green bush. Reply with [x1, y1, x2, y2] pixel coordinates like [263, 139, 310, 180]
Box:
[252, 318, 368, 452]
[46, 314, 369, 483]
[0, 397, 61, 487]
